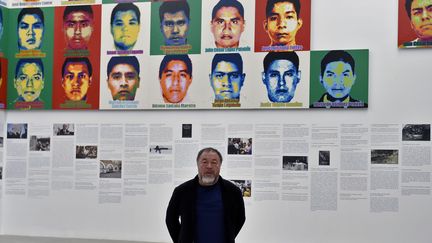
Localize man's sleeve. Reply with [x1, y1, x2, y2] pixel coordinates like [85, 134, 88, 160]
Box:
[165, 187, 181, 243]
[234, 187, 246, 237]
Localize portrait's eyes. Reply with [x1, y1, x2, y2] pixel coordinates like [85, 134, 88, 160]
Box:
[285, 14, 295, 19]
[215, 73, 224, 79]
[19, 22, 29, 29]
[66, 22, 75, 28]
[33, 22, 43, 29]
[125, 72, 137, 79]
[229, 72, 240, 79]
[111, 73, 122, 80]
[412, 9, 423, 16]
[326, 73, 335, 78]
[65, 74, 73, 80]
[232, 19, 239, 25]
[32, 74, 42, 81]
[180, 72, 188, 78]
[285, 71, 294, 77]
[78, 73, 87, 79]
[81, 21, 90, 28]
[19, 74, 28, 81]
[164, 21, 174, 27]
[114, 20, 124, 27]
[269, 72, 279, 78]
[129, 20, 139, 26]
[269, 16, 278, 22]
[427, 6, 432, 12]
[215, 19, 224, 25]
[176, 20, 186, 26]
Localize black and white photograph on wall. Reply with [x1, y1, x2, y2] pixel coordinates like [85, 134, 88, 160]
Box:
[371, 149, 399, 164]
[100, 160, 122, 179]
[283, 156, 308, 171]
[149, 145, 172, 155]
[182, 124, 192, 138]
[231, 179, 252, 197]
[402, 124, 431, 141]
[29, 136, 50, 151]
[76, 145, 98, 159]
[53, 123, 75, 136]
[319, 150, 330, 166]
[0, 137, 3, 147]
[7, 123, 28, 139]
[0, 166, 2, 180]
[227, 138, 252, 155]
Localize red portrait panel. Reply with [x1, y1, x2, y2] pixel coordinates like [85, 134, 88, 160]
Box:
[254, 0, 311, 52]
[52, 5, 101, 109]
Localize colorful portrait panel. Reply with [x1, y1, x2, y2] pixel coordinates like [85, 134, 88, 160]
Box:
[309, 49, 369, 109]
[254, 0, 311, 52]
[52, 5, 101, 109]
[150, 0, 202, 55]
[0, 57, 7, 108]
[398, 0, 432, 48]
[202, 0, 254, 54]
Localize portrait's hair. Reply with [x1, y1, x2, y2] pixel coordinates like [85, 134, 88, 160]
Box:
[405, 0, 414, 19]
[63, 5, 93, 21]
[263, 51, 300, 72]
[211, 53, 243, 73]
[159, 0, 190, 23]
[62, 57, 93, 78]
[110, 3, 141, 26]
[196, 147, 223, 163]
[107, 56, 140, 77]
[15, 58, 44, 78]
[320, 50, 355, 76]
[266, 0, 301, 18]
[17, 8, 44, 26]
[212, 0, 244, 20]
[159, 54, 192, 79]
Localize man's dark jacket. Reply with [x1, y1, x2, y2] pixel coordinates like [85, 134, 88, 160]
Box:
[166, 175, 246, 243]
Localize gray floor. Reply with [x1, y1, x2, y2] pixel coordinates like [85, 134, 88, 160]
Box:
[0, 235, 163, 243]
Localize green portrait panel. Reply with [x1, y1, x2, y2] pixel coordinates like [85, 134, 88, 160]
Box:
[309, 49, 369, 109]
[150, 0, 201, 55]
[6, 7, 54, 110]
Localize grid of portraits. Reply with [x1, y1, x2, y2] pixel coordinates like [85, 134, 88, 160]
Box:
[0, 0, 370, 110]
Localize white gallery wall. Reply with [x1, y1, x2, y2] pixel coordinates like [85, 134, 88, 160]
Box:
[2, 0, 432, 243]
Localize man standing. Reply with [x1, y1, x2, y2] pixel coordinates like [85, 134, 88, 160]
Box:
[209, 53, 245, 101]
[63, 5, 94, 50]
[210, 0, 245, 48]
[159, 0, 190, 46]
[159, 54, 192, 103]
[401, 0, 432, 47]
[263, 0, 303, 49]
[262, 51, 301, 103]
[166, 147, 246, 243]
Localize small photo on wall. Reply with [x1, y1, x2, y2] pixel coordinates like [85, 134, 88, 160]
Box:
[254, 0, 311, 52]
[398, 0, 432, 48]
[309, 49, 368, 109]
[150, 0, 202, 55]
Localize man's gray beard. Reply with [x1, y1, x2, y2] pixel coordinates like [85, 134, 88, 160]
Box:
[200, 175, 217, 186]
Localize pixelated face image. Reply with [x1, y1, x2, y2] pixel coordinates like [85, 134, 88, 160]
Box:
[320, 61, 356, 99]
[14, 62, 44, 102]
[264, 1, 302, 46]
[160, 60, 192, 103]
[409, 0, 432, 40]
[211, 6, 245, 48]
[18, 14, 44, 50]
[62, 62, 91, 101]
[161, 11, 189, 45]
[63, 11, 94, 50]
[111, 10, 140, 50]
[210, 61, 245, 100]
[262, 59, 300, 102]
[107, 64, 140, 101]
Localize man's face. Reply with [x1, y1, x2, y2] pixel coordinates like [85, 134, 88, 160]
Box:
[111, 10, 140, 50]
[264, 1, 302, 46]
[18, 14, 44, 50]
[410, 0, 432, 41]
[64, 11, 93, 50]
[161, 11, 189, 45]
[160, 60, 192, 103]
[107, 63, 140, 101]
[14, 62, 44, 102]
[262, 59, 300, 102]
[210, 61, 245, 100]
[197, 151, 221, 186]
[62, 62, 91, 101]
[211, 6, 245, 48]
[320, 61, 356, 99]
